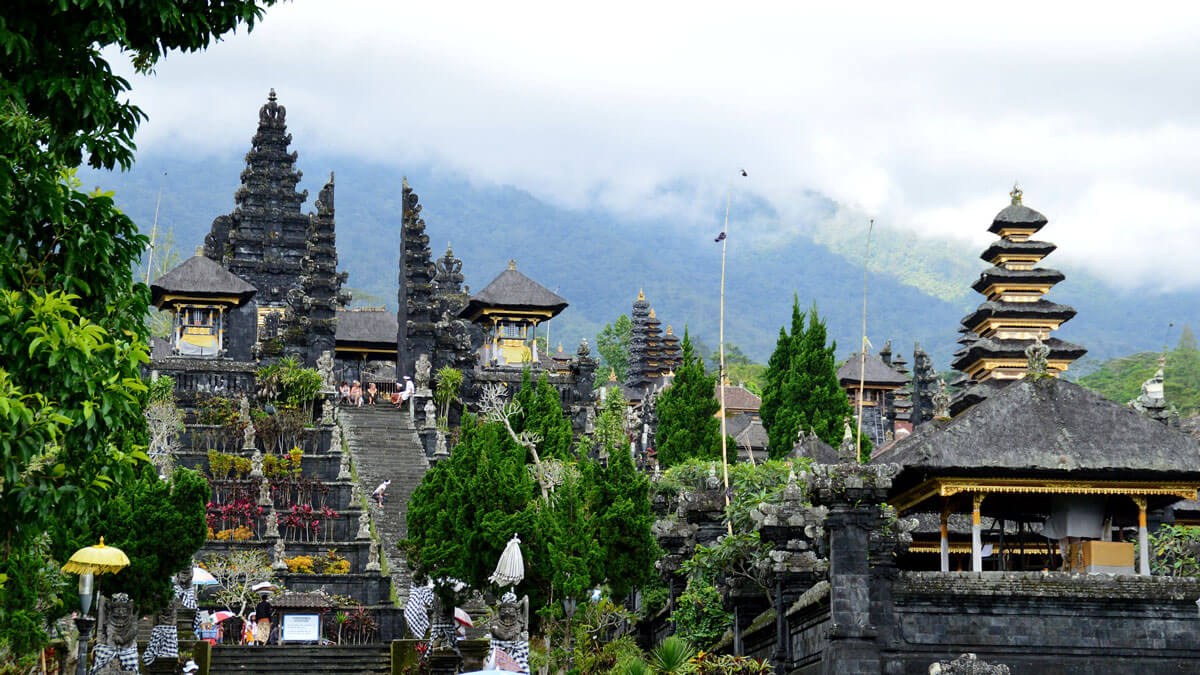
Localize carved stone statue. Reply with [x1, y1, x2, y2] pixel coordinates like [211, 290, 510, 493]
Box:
[424, 399, 437, 428]
[142, 571, 195, 665]
[91, 593, 139, 673]
[272, 538, 288, 571]
[265, 507, 280, 538]
[836, 417, 858, 463]
[357, 509, 371, 540]
[317, 350, 336, 392]
[488, 591, 530, 673]
[415, 353, 433, 393]
[366, 539, 381, 572]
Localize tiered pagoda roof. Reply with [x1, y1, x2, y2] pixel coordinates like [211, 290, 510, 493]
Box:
[459, 262, 568, 321]
[626, 290, 678, 390]
[950, 187, 1086, 391]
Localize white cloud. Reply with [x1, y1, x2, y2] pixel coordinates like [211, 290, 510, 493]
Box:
[111, 1, 1200, 288]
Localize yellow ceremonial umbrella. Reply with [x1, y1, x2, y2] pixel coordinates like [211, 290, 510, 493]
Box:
[62, 537, 130, 617]
[62, 537, 131, 575]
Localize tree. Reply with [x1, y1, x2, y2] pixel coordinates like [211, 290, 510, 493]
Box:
[402, 415, 538, 600]
[79, 466, 208, 613]
[597, 315, 633, 381]
[514, 370, 575, 461]
[202, 550, 276, 618]
[585, 434, 659, 601]
[760, 300, 860, 459]
[593, 386, 630, 455]
[0, 0, 281, 661]
[655, 329, 722, 467]
[712, 343, 767, 395]
[143, 227, 183, 339]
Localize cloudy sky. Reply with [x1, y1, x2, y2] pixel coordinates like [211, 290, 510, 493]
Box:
[114, 2, 1200, 289]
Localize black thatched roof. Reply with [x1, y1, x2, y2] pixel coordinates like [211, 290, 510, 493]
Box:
[336, 309, 397, 347]
[960, 299, 1077, 331]
[950, 336, 1088, 373]
[150, 255, 256, 308]
[987, 203, 1048, 234]
[459, 267, 568, 321]
[837, 352, 908, 387]
[790, 432, 838, 464]
[876, 377, 1200, 486]
[980, 239, 1057, 264]
[970, 267, 1065, 294]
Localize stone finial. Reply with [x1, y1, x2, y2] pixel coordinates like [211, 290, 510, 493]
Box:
[337, 446, 352, 481]
[507, 259, 517, 270]
[577, 337, 590, 357]
[434, 428, 449, 460]
[1025, 337, 1051, 378]
[932, 379, 951, 419]
[366, 539, 381, 572]
[1010, 182, 1022, 205]
[930, 652, 1010, 675]
[837, 417, 858, 463]
[357, 509, 371, 540]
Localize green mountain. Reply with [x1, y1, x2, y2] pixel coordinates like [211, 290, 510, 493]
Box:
[82, 151, 1199, 372]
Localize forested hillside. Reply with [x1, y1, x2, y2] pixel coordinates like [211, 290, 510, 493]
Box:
[1076, 327, 1200, 414]
[83, 151, 1199, 370]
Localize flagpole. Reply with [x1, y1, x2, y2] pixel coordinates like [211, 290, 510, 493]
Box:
[719, 181, 732, 534]
[718, 169, 746, 535]
[856, 219, 874, 462]
[144, 171, 167, 285]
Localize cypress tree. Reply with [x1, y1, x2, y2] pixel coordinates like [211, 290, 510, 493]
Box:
[762, 300, 861, 459]
[514, 368, 574, 461]
[586, 427, 658, 601]
[655, 329, 722, 467]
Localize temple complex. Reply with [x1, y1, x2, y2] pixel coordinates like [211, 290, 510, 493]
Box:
[950, 186, 1087, 414]
[837, 350, 908, 446]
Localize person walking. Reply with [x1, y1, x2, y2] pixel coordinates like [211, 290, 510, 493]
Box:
[372, 479, 391, 507]
[254, 594, 273, 646]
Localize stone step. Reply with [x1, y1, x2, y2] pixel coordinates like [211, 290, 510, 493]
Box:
[209, 645, 389, 674]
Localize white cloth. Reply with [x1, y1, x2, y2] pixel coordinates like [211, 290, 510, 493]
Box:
[401, 379, 415, 401]
[372, 481, 389, 497]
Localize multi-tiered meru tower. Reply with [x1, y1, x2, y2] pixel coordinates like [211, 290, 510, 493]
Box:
[950, 187, 1087, 414]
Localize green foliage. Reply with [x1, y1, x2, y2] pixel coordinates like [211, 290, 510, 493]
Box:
[257, 357, 323, 410]
[593, 386, 629, 455]
[597, 314, 633, 381]
[760, 299, 861, 458]
[670, 580, 731, 651]
[148, 375, 176, 404]
[1078, 326, 1200, 414]
[80, 466, 208, 613]
[585, 437, 660, 601]
[712, 344, 767, 395]
[1150, 524, 1200, 577]
[0, 0, 278, 170]
[514, 369, 574, 461]
[433, 366, 464, 425]
[650, 635, 699, 673]
[402, 415, 537, 599]
[656, 330, 722, 467]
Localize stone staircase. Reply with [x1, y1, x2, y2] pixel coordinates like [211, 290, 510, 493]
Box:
[339, 405, 430, 607]
[209, 645, 390, 674]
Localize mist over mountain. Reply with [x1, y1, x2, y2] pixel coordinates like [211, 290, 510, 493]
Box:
[83, 151, 1198, 372]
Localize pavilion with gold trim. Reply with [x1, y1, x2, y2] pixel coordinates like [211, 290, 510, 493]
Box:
[875, 374, 1200, 575]
[151, 250, 257, 357]
[458, 260, 568, 367]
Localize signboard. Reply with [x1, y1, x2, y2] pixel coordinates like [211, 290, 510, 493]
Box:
[281, 613, 321, 643]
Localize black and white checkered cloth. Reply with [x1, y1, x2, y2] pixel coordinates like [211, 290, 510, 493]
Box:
[404, 583, 434, 639]
[140, 624, 178, 666]
[490, 639, 530, 674]
[91, 643, 140, 674]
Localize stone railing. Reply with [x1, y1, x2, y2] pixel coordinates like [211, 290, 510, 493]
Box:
[148, 356, 257, 403]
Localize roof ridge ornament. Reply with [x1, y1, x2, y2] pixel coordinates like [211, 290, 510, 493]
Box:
[1025, 337, 1051, 378]
[932, 379, 951, 419]
[637, 288, 645, 301]
[508, 259, 516, 270]
[1010, 182, 1023, 205]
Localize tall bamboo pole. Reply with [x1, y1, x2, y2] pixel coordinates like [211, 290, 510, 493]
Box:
[855, 219, 875, 462]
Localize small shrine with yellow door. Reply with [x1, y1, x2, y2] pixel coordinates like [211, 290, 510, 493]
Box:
[151, 249, 257, 357]
[459, 260, 568, 367]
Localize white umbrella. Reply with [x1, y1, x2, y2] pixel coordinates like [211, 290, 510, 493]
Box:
[192, 567, 219, 586]
[454, 607, 473, 627]
[488, 534, 524, 587]
[251, 581, 277, 593]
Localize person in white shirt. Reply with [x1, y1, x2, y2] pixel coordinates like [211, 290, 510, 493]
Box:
[372, 479, 391, 507]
